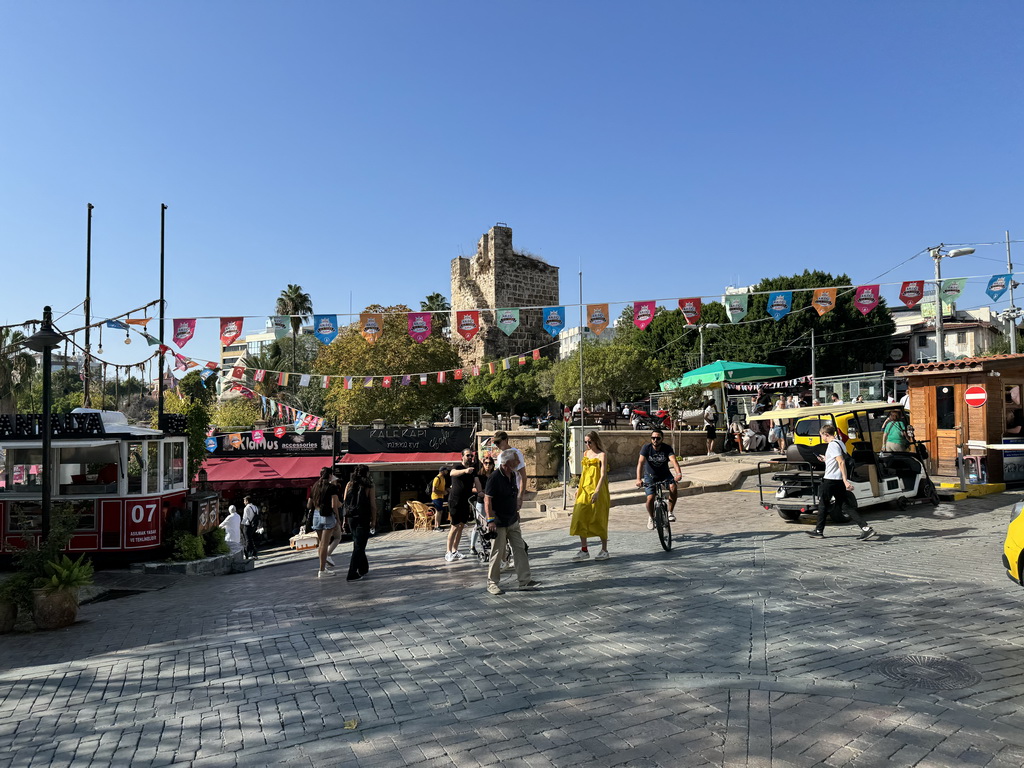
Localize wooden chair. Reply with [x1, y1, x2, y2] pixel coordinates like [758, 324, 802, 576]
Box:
[391, 505, 412, 530]
[407, 500, 435, 531]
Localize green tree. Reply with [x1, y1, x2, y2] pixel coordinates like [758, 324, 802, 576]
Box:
[420, 292, 451, 340]
[244, 336, 327, 420]
[0, 328, 37, 414]
[159, 370, 214, 481]
[211, 396, 263, 429]
[316, 305, 461, 424]
[552, 341, 664, 405]
[275, 284, 313, 371]
[460, 358, 553, 414]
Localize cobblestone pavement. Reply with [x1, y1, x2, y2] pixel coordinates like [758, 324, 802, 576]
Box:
[2, 475, 1024, 767]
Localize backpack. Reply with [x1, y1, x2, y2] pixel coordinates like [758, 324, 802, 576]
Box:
[245, 504, 261, 529]
[343, 483, 364, 518]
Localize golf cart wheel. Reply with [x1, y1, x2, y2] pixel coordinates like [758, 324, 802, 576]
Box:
[777, 509, 801, 522]
[920, 478, 940, 506]
[895, 496, 908, 511]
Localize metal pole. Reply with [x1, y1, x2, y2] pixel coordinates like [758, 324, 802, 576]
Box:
[578, 269, 584, 431]
[932, 248, 945, 363]
[158, 204, 166, 423]
[41, 307, 53, 541]
[1007, 231, 1017, 355]
[83, 203, 94, 407]
[699, 325, 705, 368]
[810, 328, 816, 382]
[562, 420, 569, 509]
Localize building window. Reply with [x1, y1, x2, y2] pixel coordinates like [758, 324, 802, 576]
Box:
[956, 332, 967, 344]
[917, 336, 928, 348]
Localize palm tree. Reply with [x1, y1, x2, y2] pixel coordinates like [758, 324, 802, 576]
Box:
[420, 292, 451, 340]
[0, 328, 37, 415]
[275, 284, 313, 371]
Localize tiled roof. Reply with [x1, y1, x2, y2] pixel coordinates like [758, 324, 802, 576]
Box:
[896, 353, 1024, 374]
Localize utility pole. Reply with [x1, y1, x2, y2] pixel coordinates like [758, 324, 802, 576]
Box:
[1007, 230, 1019, 355]
[83, 203, 94, 407]
[810, 328, 816, 382]
[931, 247, 945, 363]
[158, 204, 167, 425]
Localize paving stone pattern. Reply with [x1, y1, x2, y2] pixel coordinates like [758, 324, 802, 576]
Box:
[2, 479, 1024, 767]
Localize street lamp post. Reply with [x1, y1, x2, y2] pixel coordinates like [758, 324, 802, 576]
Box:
[26, 306, 67, 540]
[698, 323, 721, 368]
[929, 245, 974, 363]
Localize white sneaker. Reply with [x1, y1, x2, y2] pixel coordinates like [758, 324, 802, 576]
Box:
[647, 519, 655, 530]
[595, 550, 609, 561]
[318, 569, 336, 578]
[571, 550, 590, 562]
[668, 513, 676, 522]
[452, 551, 465, 560]
[444, 552, 454, 562]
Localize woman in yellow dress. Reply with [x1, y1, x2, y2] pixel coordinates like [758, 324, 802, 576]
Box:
[570, 431, 611, 561]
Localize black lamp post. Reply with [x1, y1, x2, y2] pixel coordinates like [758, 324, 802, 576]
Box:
[25, 306, 66, 540]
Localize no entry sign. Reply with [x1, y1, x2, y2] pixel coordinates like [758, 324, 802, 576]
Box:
[964, 385, 988, 408]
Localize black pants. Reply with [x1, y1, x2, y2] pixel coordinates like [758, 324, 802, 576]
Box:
[348, 520, 370, 579]
[816, 478, 867, 531]
[241, 524, 257, 558]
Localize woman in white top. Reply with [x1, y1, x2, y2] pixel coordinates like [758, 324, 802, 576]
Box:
[219, 505, 243, 555]
[808, 425, 878, 541]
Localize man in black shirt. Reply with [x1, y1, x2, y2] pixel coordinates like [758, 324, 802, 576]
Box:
[445, 448, 482, 562]
[484, 450, 540, 595]
[635, 429, 682, 529]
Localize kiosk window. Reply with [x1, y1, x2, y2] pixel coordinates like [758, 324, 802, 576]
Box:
[127, 442, 143, 494]
[2, 449, 43, 493]
[147, 442, 159, 495]
[163, 441, 185, 490]
[935, 386, 955, 430]
[57, 444, 119, 495]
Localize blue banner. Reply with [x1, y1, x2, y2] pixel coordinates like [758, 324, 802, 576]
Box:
[986, 274, 1012, 302]
[542, 306, 566, 337]
[204, 437, 218, 453]
[313, 314, 339, 344]
[766, 291, 793, 322]
[105, 319, 129, 330]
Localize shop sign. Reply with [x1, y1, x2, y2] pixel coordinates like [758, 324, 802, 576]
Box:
[210, 430, 335, 457]
[348, 427, 473, 454]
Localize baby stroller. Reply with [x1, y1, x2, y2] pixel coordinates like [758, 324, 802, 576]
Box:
[469, 494, 524, 567]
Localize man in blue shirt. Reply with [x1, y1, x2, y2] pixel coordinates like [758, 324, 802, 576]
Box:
[484, 449, 540, 595]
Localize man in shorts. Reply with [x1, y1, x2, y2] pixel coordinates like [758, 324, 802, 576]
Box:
[445, 448, 483, 561]
[635, 428, 682, 528]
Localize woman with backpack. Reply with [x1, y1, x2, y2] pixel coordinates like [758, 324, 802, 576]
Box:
[343, 464, 377, 582]
[308, 467, 342, 578]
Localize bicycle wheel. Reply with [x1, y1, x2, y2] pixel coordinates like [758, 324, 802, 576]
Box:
[655, 498, 672, 551]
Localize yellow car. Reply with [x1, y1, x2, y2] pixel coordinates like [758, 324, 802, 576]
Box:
[1003, 500, 1024, 584]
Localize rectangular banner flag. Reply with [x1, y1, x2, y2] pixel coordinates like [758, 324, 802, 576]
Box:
[363, 377, 374, 388]
[344, 377, 353, 390]
[472, 365, 480, 376]
[313, 315, 339, 344]
[987, 274, 1012, 302]
[299, 374, 311, 387]
[502, 358, 510, 370]
[419, 374, 427, 386]
[408, 312, 432, 343]
[270, 316, 289, 339]
[322, 376, 330, 388]
[811, 288, 836, 316]
[853, 285, 880, 316]
[254, 369, 266, 382]
[382, 376, 392, 388]
[456, 310, 480, 341]
[496, 308, 520, 336]
[220, 317, 243, 347]
[678, 298, 701, 325]
[533, 349, 541, 360]
[437, 371, 446, 383]
[633, 301, 655, 330]
[488, 362, 496, 375]
[940, 278, 966, 305]
[360, 313, 384, 344]
[231, 366, 245, 380]
[172, 318, 196, 349]
[401, 375, 412, 386]
[587, 304, 609, 335]
[518, 356, 526, 366]
[899, 280, 926, 309]
[542, 306, 566, 337]
[454, 369, 464, 380]
[277, 372, 289, 386]
[766, 292, 793, 322]
[724, 294, 748, 323]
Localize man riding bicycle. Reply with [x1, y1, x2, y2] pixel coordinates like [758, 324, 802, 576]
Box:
[635, 428, 682, 529]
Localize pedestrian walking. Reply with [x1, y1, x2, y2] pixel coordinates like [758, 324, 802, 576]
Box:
[445, 448, 482, 562]
[308, 467, 342, 578]
[341, 465, 376, 582]
[430, 467, 449, 530]
[491, 431, 526, 512]
[484, 449, 540, 595]
[219, 505, 242, 555]
[703, 398, 718, 455]
[241, 496, 261, 559]
[570, 431, 610, 561]
[808, 424, 878, 541]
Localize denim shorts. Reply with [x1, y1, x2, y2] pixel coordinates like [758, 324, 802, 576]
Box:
[312, 512, 337, 531]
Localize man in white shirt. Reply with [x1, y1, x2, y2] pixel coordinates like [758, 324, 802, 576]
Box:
[219, 505, 242, 555]
[241, 495, 260, 559]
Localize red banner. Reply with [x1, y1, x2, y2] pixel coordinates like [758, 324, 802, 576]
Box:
[678, 298, 701, 325]
[899, 280, 926, 309]
[220, 317, 243, 347]
[456, 310, 480, 341]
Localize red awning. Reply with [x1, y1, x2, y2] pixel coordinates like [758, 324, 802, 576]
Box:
[339, 452, 462, 466]
[201, 456, 334, 490]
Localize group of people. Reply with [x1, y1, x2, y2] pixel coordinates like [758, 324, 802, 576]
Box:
[218, 496, 262, 559]
[306, 465, 377, 580]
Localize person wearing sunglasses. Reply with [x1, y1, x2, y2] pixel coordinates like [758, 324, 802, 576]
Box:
[570, 431, 610, 561]
[635, 428, 682, 529]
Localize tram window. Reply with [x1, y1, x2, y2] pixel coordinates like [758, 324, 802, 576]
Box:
[163, 441, 185, 489]
[147, 442, 159, 495]
[795, 418, 829, 438]
[57, 444, 119, 492]
[127, 442, 144, 494]
[3, 449, 43, 492]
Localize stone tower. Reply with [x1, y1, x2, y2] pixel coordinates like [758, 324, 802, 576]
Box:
[450, 224, 560, 367]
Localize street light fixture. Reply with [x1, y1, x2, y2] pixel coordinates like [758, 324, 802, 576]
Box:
[25, 306, 67, 540]
[699, 323, 722, 368]
[929, 245, 974, 363]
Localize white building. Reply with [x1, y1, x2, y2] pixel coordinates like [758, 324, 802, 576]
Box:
[559, 324, 617, 359]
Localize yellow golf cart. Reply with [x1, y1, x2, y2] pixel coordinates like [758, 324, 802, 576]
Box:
[748, 402, 939, 522]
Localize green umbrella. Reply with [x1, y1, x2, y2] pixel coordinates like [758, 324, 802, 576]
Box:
[660, 360, 787, 391]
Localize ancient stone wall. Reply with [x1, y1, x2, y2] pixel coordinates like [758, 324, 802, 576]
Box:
[450, 225, 560, 367]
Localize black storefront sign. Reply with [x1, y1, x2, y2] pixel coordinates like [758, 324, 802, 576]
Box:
[348, 427, 473, 454]
[210, 430, 335, 457]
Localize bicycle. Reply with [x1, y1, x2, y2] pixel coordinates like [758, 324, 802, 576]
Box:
[646, 478, 674, 551]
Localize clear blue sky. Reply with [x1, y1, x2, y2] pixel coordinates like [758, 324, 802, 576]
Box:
[2, 1, 1023, 371]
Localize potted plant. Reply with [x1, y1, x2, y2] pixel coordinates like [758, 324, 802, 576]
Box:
[31, 554, 94, 630]
[0, 573, 33, 633]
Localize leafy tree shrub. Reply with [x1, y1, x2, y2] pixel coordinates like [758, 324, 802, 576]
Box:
[170, 532, 206, 562]
[203, 527, 230, 557]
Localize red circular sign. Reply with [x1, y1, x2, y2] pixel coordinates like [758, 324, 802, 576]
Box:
[965, 385, 988, 408]
[563, 407, 571, 422]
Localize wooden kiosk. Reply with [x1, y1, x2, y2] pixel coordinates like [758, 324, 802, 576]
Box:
[896, 354, 1024, 483]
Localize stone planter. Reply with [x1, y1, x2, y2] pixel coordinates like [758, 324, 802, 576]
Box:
[32, 588, 79, 631]
[0, 601, 16, 634]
